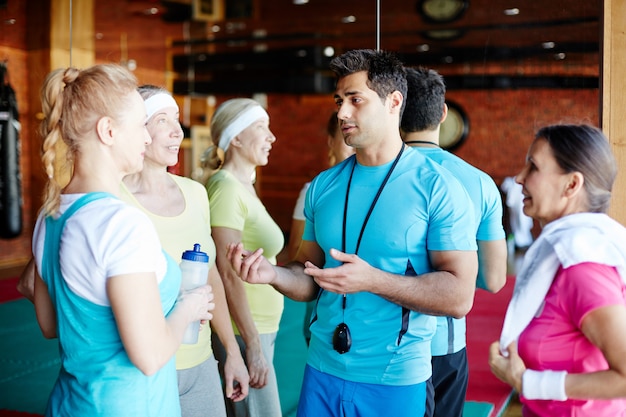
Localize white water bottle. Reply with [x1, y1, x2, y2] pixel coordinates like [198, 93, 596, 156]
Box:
[180, 243, 209, 344]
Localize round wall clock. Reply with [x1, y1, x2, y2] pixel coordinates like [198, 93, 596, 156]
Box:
[418, 0, 469, 24]
[440, 100, 468, 151]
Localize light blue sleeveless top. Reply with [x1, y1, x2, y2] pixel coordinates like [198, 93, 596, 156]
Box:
[41, 192, 182, 417]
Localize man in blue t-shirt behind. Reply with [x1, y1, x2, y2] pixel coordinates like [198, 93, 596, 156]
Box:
[401, 66, 508, 417]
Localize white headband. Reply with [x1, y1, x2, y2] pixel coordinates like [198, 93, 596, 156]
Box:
[144, 93, 178, 120]
[218, 105, 269, 152]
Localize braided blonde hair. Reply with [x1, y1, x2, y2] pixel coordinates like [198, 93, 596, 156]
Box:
[39, 64, 138, 215]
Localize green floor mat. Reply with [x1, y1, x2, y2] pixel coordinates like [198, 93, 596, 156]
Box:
[0, 297, 310, 416]
[463, 401, 494, 417]
[1, 297, 495, 417]
[274, 298, 308, 417]
[0, 299, 59, 414]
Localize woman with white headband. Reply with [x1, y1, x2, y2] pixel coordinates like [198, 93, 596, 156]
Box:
[122, 86, 249, 417]
[204, 98, 284, 417]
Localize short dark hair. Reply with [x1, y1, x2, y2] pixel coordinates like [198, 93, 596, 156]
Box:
[537, 124, 616, 213]
[401, 67, 446, 132]
[329, 49, 407, 117]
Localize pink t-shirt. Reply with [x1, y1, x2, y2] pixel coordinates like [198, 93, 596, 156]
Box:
[518, 262, 626, 417]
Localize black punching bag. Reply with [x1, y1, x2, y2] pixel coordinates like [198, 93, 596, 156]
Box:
[0, 63, 23, 238]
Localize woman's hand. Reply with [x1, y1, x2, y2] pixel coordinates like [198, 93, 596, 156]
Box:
[489, 341, 526, 393]
[223, 350, 250, 402]
[245, 340, 269, 389]
[178, 285, 215, 323]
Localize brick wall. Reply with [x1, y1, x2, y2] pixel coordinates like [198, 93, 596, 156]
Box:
[0, 1, 39, 268]
[258, 89, 599, 232]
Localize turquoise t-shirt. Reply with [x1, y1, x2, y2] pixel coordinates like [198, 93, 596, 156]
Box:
[302, 147, 476, 386]
[416, 147, 505, 356]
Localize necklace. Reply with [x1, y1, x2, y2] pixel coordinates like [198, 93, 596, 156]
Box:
[404, 140, 439, 147]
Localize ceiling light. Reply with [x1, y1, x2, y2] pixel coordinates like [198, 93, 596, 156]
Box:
[542, 41, 555, 49]
[323, 46, 335, 57]
[417, 44, 430, 52]
[227, 40, 247, 47]
[293, 0, 309, 4]
[554, 53, 566, 60]
[341, 15, 356, 23]
[226, 22, 246, 32]
[252, 29, 267, 38]
[504, 8, 520, 16]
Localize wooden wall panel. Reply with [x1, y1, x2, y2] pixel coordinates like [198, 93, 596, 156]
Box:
[603, 0, 626, 225]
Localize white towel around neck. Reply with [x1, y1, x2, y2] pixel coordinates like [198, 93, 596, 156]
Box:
[499, 212, 626, 355]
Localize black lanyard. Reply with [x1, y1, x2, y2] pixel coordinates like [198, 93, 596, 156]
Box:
[338, 144, 405, 312]
[341, 144, 405, 255]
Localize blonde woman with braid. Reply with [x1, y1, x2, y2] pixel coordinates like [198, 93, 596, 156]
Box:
[204, 98, 284, 417]
[31, 64, 213, 417]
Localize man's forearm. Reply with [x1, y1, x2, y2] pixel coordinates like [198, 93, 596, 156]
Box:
[373, 269, 475, 318]
[271, 261, 319, 302]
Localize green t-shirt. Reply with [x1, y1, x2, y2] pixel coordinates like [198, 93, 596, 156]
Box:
[206, 169, 285, 334]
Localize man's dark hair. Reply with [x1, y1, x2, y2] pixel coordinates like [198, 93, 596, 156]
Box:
[329, 49, 407, 117]
[401, 67, 446, 133]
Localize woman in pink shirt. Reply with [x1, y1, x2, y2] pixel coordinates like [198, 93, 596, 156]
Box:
[489, 124, 626, 416]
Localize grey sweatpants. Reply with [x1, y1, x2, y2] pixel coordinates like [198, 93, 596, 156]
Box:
[213, 332, 282, 417]
[178, 355, 227, 417]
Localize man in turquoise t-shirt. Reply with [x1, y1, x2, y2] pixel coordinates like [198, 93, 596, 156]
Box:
[401, 66, 508, 417]
[226, 49, 478, 417]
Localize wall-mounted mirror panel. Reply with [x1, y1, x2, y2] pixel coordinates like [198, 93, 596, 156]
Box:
[158, 0, 600, 95]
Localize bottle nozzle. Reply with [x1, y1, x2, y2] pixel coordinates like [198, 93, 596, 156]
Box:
[182, 243, 209, 263]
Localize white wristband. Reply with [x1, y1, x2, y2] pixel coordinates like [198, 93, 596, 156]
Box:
[522, 369, 568, 401]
